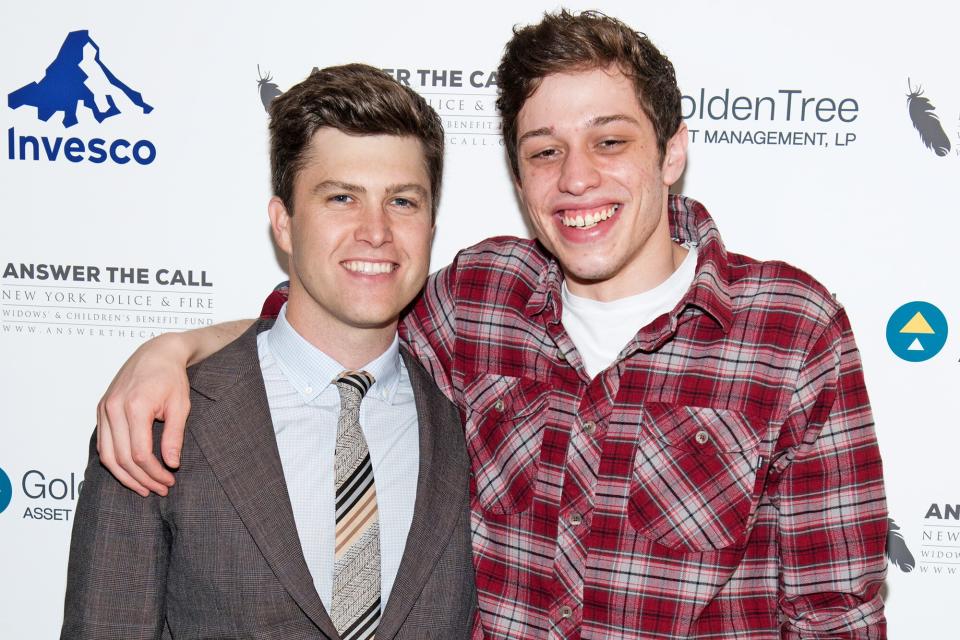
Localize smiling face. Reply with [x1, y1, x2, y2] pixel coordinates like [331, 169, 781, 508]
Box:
[515, 66, 688, 301]
[269, 128, 433, 359]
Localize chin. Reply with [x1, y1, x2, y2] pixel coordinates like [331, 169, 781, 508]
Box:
[346, 311, 401, 330]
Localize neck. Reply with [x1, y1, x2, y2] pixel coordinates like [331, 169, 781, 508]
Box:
[283, 299, 397, 370]
[565, 225, 688, 302]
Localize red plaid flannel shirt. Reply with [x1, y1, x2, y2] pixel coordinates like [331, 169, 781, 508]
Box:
[262, 195, 887, 639]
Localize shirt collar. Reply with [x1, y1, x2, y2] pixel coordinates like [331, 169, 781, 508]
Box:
[526, 195, 733, 334]
[267, 304, 403, 404]
[667, 195, 733, 333]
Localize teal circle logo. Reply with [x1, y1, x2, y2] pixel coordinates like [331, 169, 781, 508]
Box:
[0, 467, 12, 514]
[886, 301, 948, 362]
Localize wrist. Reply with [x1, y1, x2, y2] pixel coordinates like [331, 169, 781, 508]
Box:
[149, 330, 198, 367]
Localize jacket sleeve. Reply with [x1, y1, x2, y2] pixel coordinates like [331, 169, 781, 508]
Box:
[776, 309, 887, 639]
[61, 429, 169, 639]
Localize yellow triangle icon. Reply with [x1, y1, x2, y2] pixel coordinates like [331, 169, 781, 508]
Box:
[900, 311, 936, 335]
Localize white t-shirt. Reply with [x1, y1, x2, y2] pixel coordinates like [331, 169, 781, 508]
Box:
[561, 247, 698, 379]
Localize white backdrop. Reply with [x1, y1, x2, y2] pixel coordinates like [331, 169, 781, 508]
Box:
[1, 2, 956, 637]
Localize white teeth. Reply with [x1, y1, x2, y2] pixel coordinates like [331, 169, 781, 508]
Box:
[561, 204, 619, 228]
[344, 261, 395, 274]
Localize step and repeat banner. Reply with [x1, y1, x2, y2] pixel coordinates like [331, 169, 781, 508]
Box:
[1, 1, 956, 637]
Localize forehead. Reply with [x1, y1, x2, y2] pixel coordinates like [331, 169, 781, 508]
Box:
[299, 128, 429, 186]
[517, 67, 647, 132]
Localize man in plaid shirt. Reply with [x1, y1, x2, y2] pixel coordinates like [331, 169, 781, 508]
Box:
[96, 10, 887, 639]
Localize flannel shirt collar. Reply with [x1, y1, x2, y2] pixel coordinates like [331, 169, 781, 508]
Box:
[525, 195, 733, 334]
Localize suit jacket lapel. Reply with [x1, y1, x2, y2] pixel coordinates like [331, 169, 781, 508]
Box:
[186, 321, 339, 639]
[376, 348, 470, 639]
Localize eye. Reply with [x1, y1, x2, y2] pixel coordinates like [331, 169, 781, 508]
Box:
[529, 147, 560, 160]
[598, 138, 626, 151]
[329, 193, 354, 204]
[392, 197, 416, 208]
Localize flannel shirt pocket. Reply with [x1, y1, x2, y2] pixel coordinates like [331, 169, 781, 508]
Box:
[627, 403, 764, 551]
[463, 374, 549, 516]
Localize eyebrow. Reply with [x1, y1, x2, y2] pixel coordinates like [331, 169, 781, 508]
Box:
[517, 126, 554, 146]
[516, 114, 642, 146]
[589, 114, 641, 128]
[311, 180, 428, 199]
[386, 183, 429, 199]
[311, 180, 365, 195]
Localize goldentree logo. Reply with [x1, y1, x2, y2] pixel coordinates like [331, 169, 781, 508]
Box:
[6, 29, 157, 165]
[0, 466, 12, 514]
[886, 301, 948, 362]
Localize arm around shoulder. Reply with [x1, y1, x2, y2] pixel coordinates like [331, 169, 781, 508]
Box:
[96, 319, 253, 495]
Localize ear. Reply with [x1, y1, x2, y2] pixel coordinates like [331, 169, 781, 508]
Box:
[267, 196, 293, 255]
[661, 121, 688, 187]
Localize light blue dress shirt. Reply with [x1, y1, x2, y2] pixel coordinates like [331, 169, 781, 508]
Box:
[256, 305, 420, 613]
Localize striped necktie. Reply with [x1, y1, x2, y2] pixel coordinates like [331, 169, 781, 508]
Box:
[332, 370, 380, 640]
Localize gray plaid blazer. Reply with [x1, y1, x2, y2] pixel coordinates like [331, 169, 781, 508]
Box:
[62, 321, 477, 639]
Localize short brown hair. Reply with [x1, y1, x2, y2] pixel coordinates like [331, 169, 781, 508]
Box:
[497, 10, 682, 179]
[269, 63, 444, 217]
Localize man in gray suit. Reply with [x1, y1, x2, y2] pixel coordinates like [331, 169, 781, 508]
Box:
[62, 64, 476, 639]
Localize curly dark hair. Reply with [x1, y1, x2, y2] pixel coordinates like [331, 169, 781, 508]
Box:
[497, 10, 682, 179]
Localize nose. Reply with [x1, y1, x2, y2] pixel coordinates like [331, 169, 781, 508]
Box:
[557, 147, 600, 195]
[355, 205, 393, 247]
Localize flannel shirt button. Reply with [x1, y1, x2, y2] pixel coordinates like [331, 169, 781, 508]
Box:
[695, 430, 710, 444]
[559, 605, 573, 619]
[583, 420, 596, 435]
[556, 349, 566, 361]
[569, 513, 582, 526]
[493, 399, 505, 412]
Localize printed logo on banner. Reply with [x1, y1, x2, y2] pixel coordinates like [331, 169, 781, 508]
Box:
[257, 66, 282, 110]
[2, 262, 217, 340]
[885, 301, 948, 362]
[255, 64, 502, 148]
[0, 466, 12, 514]
[887, 517, 915, 573]
[10, 467, 85, 524]
[6, 29, 157, 165]
[681, 86, 860, 150]
[917, 502, 960, 576]
[903, 77, 960, 159]
[906, 79, 951, 157]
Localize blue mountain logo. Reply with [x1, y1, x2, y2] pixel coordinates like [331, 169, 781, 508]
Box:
[8, 29, 153, 128]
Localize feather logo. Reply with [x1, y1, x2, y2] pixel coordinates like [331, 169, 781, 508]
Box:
[906, 79, 951, 157]
[886, 517, 915, 573]
[256, 65, 282, 112]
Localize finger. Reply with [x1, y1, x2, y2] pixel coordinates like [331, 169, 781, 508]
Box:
[160, 395, 190, 469]
[96, 403, 149, 497]
[105, 395, 170, 496]
[124, 398, 176, 490]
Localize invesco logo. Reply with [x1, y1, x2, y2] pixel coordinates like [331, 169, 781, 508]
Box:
[7, 30, 157, 166]
[0, 466, 12, 514]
